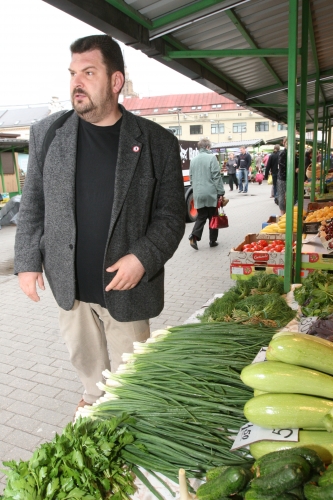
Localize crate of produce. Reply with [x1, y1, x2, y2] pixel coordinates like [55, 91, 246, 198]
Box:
[230, 264, 285, 280]
[307, 201, 333, 212]
[230, 234, 286, 267]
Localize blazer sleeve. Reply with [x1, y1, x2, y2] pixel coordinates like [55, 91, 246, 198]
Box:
[14, 126, 45, 274]
[127, 135, 186, 281]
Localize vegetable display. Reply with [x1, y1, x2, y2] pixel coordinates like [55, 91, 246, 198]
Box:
[78, 323, 277, 483]
[199, 274, 295, 327]
[0, 414, 137, 500]
[294, 270, 333, 317]
[199, 447, 331, 499]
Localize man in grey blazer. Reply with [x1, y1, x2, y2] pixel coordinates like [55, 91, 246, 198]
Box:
[14, 35, 185, 412]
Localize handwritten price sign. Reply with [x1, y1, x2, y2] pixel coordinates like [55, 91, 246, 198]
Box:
[231, 423, 299, 451]
[252, 347, 268, 364]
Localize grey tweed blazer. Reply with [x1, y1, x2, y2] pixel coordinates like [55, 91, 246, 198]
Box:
[14, 105, 186, 321]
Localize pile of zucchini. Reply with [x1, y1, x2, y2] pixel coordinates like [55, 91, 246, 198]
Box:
[196, 447, 333, 499]
[239, 333, 333, 462]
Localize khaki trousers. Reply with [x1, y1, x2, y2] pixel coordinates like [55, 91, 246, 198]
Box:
[58, 300, 150, 404]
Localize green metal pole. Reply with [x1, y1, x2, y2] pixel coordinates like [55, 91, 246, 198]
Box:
[320, 105, 326, 194]
[12, 148, 22, 195]
[0, 152, 5, 192]
[284, 0, 299, 293]
[311, 77, 319, 202]
[295, 0, 309, 282]
[327, 117, 332, 178]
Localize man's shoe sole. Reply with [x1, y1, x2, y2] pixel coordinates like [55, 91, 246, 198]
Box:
[209, 242, 219, 247]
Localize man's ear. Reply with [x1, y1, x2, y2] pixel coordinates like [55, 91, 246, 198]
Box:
[111, 71, 125, 94]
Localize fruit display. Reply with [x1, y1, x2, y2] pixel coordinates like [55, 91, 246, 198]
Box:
[305, 205, 333, 223]
[260, 206, 304, 234]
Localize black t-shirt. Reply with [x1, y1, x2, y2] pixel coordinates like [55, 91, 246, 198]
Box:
[75, 116, 122, 307]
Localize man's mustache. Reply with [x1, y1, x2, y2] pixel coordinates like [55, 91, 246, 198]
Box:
[72, 88, 89, 98]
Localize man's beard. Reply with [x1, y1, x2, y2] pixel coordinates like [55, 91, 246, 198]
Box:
[71, 87, 114, 123]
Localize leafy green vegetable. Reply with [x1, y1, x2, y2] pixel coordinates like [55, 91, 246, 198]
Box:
[1, 415, 136, 500]
[200, 274, 294, 327]
[294, 270, 333, 317]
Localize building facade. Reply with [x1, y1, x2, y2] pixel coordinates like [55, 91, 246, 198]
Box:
[121, 93, 287, 144]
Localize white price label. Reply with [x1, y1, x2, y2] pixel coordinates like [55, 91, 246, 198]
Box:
[231, 423, 299, 451]
[252, 347, 268, 363]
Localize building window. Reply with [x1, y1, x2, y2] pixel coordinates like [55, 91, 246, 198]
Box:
[216, 104, 222, 108]
[255, 121, 269, 132]
[211, 123, 225, 134]
[191, 106, 197, 110]
[278, 123, 288, 131]
[168, 126, 182, 136]
[153, 108, 158, 112]
[233, 122, 247, 133]
[212, 104, 217, 108]
[238, 113, 242, 116]
[190, 125, 203, 135]
[197, 106, 202, 109]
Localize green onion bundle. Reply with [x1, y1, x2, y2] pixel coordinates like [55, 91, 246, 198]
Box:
[80, 323, 276, 483]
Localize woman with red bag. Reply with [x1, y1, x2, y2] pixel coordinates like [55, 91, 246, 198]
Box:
[188, 139, 225, 250]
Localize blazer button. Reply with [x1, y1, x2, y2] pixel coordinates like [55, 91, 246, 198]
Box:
[69, 244, 73, 250]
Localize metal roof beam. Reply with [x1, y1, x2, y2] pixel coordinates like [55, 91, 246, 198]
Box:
[225, 9, 284, 86]
[247, 68, 333, 100]
[308, 3, 326, 101]
[148, 0, 251, 39]
[166, 49, 292, 58]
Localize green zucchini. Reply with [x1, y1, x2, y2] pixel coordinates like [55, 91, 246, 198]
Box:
[304, 483, 333, 499]
[241, 361, 333, 399]
[205, 465, 228, 481]
[288, 485, 305, 499]
[244, 393, 333, 430]
[266, 334, 333, 375]
[253, 389, 267, 397]
[196, 466, 252, 500]
[250, 430, 333, 464]
[251, 464, 307, 495]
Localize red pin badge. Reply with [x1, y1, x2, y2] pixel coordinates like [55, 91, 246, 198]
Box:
[132, 145, 140, 152]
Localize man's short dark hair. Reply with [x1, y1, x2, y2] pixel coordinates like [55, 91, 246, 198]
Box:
[70, 35, 125, 79]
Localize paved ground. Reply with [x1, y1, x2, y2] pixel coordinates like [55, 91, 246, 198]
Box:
[0, 181, 277, 492]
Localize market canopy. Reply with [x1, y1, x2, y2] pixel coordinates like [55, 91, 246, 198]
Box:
[212, 138, 265, 149]
[44, 0, 333, 130]
[0, 138, 29, 154]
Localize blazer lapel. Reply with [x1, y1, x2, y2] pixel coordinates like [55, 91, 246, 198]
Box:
[109, 107, 143, 232]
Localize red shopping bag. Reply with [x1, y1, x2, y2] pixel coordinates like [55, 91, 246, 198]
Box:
[209, 201, 229, 229]
[255, 172, 264, 182]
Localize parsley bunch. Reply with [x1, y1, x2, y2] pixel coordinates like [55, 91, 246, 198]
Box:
[1, 414, 136, 500]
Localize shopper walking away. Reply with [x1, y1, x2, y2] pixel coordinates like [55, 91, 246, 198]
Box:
[14, 35, 185, 414]
[265, 144, 280, 202]
[188, 138, 225, 250]
[237, 145, 252, 194]
[277, 137, 298, 215]
[226, 152, 238, 191]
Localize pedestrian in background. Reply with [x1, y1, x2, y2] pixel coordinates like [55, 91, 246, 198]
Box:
[237, 145, 252, 194]
[14, 35, 185, 414]
[265, 144, 280, 202]
[188, 138, 225, 250]
[226, 152, 238, 191]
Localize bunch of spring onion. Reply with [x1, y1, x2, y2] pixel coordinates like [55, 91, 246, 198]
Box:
[78, 323, 276, 485]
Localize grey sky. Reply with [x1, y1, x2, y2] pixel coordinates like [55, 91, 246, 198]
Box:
[1, 0, 210, 107]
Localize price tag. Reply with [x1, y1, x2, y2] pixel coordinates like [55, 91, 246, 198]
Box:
[252, 347, 268, 363]
[231, 423, 299, 451]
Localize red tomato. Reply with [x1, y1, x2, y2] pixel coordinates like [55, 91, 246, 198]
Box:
[275, 240, 284, 246]
[243, 244, 252, 250]
[274, 245, 284, 252]
[257, 240, 268, 247]
[243, 248, 253, 252]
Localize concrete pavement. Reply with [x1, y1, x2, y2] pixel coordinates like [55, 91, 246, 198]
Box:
[0, 181, 278, 492]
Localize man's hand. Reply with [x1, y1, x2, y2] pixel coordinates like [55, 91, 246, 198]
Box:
[18, 272, 45, 302]
[105, 254, 145, 291]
